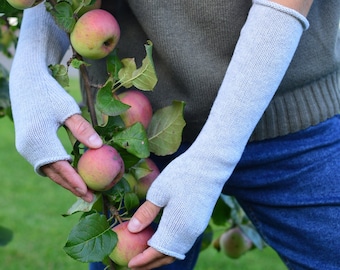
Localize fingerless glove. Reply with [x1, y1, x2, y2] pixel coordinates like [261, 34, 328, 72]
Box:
[146, 0, 309, 259]
[9, 4, 81, 175]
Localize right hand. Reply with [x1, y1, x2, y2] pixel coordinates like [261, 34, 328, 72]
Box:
[41, 114, 103, 202]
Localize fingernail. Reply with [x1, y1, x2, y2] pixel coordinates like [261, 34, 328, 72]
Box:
[128, 218, 142, 232]
[88, 134, 102, 147]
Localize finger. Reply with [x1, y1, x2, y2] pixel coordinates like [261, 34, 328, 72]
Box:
[128, 201, 161, 233]
[64, 114, 102, 149]
[41, 160, 94, 202]
[128, 247, 175, 270]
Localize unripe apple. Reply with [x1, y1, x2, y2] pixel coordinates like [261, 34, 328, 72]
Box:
[77, 144, 125, 191]
[118, 90, 153, 129]
[6, 0, 39, 10]
[219, 227, 253, 259]
[135, 158, 160, 199]
[109, 221, 154, 266]
[70, 9, 120, 60]
[72, 0, 102, 17]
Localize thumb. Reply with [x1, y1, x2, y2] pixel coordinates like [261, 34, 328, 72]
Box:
[128, 200, 161, 233]
[64, 114, 102, 149]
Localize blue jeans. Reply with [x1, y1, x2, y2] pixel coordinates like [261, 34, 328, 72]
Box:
[89, 144, 202, 270]
[223, 114, 340, 269]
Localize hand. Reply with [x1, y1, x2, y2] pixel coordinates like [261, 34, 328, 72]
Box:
[127, 201, 176, 269]
[41, 114, 103, 202]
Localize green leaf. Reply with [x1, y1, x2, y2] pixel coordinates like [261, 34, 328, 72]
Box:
[130, 159, 152, 180]
[96, 81, 130, 116]
[239, 224, 266, 250]
[147, 101, 186, 156]
[113, 122, 150, 159]
[63, 193, 102, 216]
[132, 41, 158, 91]
[106, 49, 123, 82]
[117, 41, 158, 91]
[117, 58, 136, 89]
[0, 225, 13, 246]
[123, 192, 140, 212]
[49, 64, 69, 88]
[64, 212, 117, 263]
[211, 197, 231, 226]
[70, 58, 90, 69]
[95, 115, 125, 139]
[200, 224, 213, 252]
[0, 63, 11, 119]
[49, 2, 76, 33]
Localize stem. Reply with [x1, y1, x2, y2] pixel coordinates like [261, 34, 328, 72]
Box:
[79, 63, 98, 126]
[103, 195, 117, 270]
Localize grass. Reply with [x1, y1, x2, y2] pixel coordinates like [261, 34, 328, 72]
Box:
[0, 78, 287, 269]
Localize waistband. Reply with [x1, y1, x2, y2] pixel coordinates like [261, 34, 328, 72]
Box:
[249, 70, 340, 141]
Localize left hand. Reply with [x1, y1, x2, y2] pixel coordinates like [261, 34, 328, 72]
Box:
[127, 201, 176, 269]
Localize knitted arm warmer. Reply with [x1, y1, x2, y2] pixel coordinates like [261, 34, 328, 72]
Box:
[146, 0, 309, 259]
[9, 3, 81, 175]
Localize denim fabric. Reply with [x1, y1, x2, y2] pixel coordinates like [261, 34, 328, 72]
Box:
[224, 114, 340, 270]
[89, 144, 201, 270]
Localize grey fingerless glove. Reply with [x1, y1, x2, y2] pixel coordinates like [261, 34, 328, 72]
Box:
[146, 0, 309, 259]
[9, 4, 81, 175]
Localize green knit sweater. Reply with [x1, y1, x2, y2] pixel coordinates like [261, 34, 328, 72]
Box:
[85, 0, 340, 143]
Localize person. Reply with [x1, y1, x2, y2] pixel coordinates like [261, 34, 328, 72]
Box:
[9, 0, 340, 269]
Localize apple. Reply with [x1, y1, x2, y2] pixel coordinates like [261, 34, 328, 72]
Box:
[118, 90, 153, 129]
[6, 0, 40, 10]
[70, 9, 120, 60]
[109, 221, 154, 266]
[135, 158, 160, 199]
[219, 227, 253, 259]
[77, 144, 125, 191]
[72, 0, 102, 17]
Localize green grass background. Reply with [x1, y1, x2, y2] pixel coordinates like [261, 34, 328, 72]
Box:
[0, 78, 287, 269]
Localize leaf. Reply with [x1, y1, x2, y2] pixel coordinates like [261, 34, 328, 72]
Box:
[63, 193, 102, 216]
[0, 225, 13, 246]
[117, 58, 137, 89]
[70, 58, 90, 69]
[49, 64, 69, 88]
[239, 224, 266, 250]
[106, 49, 123, 82]
[147, 101, 186, 156]
[117, 41, 158, 91]
[64, 212, 117, 262]
[131, 40, 158, 91]
[113, 122, 150, 159]
[211, 197, 231, 226]
[49, 2, 76, 33]
[200, 224, 213, 252]
[96, 81, 130, 116]
[130, 159, 152, 180]
[0, 63, 11, 118]
[123, 192, 140, 212]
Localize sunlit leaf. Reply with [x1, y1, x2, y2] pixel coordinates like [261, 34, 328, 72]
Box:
[64, 212, 117, 262]
[147, 101, 186, 156]
[117, 58, 136, 89]
[63, 193, 102, 216]
[131, 40, 158, 91]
